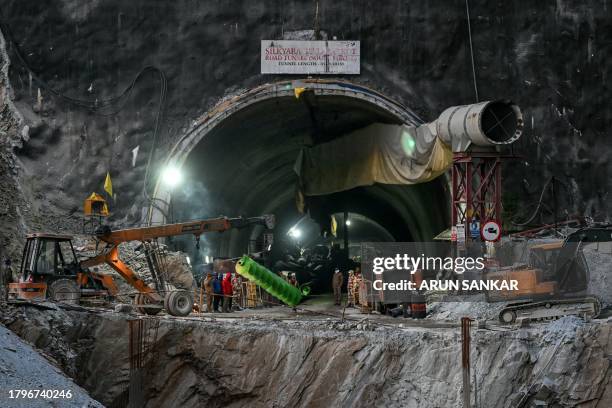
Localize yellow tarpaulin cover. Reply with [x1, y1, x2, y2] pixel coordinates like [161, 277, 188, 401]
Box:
[294, 122, 452, 196]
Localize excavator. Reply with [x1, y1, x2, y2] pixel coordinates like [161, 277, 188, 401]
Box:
[8, 215, 275, 316]
[8, 233, 119, 303]
[484, 226, 611, 323]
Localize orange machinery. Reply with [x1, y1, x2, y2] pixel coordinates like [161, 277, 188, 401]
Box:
[9, 215, 275, 316]
[484, 241, 561, 301]
[485, 227, 610, 323]
[8, 233, 119, 304]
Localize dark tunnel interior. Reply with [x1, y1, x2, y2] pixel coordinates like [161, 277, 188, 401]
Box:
[481, 101, 519, 143]
[168, 92, 450, 290]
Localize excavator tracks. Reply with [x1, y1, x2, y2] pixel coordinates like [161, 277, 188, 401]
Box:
[499, 296, 601, 324]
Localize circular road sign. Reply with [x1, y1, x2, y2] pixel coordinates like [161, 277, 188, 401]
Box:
[481, 220, 501, 242]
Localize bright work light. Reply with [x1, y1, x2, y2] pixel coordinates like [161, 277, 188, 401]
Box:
[161, 165, 183, 188]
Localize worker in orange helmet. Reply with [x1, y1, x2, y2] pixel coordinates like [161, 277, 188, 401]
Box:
[222, 272, 233, 312]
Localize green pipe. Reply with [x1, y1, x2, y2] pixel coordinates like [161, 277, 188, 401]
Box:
[235, 256, 309, 307]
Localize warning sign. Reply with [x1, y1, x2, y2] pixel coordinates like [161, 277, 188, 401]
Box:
[481, 221, 502, 242]
[261, 40, 360, 74]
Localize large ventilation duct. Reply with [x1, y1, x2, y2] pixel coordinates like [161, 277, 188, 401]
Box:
[295, 100, 522, 196]
[428, 100, 523, 152]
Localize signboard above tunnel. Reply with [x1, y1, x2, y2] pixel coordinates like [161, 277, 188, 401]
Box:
[261, 40, 360, 74]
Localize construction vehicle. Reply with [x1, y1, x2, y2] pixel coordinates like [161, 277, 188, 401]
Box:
[9, 215, 275, 316]
[8, 233, 119, 304]
[485, 227, 611, 323]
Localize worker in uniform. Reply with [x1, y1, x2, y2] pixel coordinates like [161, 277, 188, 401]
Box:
[203, 273, 214, 312]
[212, 273, 223, 312]
[222, 272, 233, 312]
[346, 270, 355, 307]
[231, 274, 242, 308]
[353, 267, 362, 306]
[332, 268, 343, 306]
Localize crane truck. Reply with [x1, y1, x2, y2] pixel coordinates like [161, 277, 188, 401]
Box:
[8, 215, 275, 316]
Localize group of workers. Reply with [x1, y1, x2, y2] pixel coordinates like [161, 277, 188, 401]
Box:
[332, 266, 362, 306]
[284, 272, 299, 287]
[200, 263, 363, 311]
[202, 272, 241, 313]
[200, 267, 301, 313]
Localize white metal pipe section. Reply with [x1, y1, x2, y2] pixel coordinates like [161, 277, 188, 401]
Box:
[431, 100, 523, 152]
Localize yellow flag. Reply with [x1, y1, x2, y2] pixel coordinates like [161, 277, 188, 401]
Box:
[294, 87, 306, 99]
[104, 172, 113, 197]
[330, 215, 338, 237]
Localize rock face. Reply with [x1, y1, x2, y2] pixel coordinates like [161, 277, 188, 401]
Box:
[0, 323, 104, 408]
[0, 30, 27, 263]
[584, 242, 612, 306]
[0, 0, 611, 261]
[2, 305, 610, 407]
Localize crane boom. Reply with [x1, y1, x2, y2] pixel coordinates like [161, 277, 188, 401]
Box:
[95, 215, 275, 245]
[80, 214, 275, 309]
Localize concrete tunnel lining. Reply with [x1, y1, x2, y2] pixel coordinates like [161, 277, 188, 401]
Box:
[149, 79, 450, 257]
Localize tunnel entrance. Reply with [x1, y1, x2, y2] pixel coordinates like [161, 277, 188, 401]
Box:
[149, 80, 450, 289]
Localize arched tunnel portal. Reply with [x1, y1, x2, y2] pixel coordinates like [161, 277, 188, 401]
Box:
[148, 80, 450, 280]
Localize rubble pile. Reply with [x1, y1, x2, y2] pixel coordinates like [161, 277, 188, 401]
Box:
[0, 323, 104, 407]
[73, 235, 196, 300]
[583, 243, 612, 305]
[274, 244, 337, 293]
[426, 294, 508, 321]
[325, 318, 377, 332]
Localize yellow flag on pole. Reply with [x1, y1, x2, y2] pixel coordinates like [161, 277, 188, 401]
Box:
[330, 215, 338, 237]
[104, 172, 113, 197]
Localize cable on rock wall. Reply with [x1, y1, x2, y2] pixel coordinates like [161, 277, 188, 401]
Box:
[0, 13, 167, 205]
[465, 0, 479, 102]
[512, 176, 575, 227]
